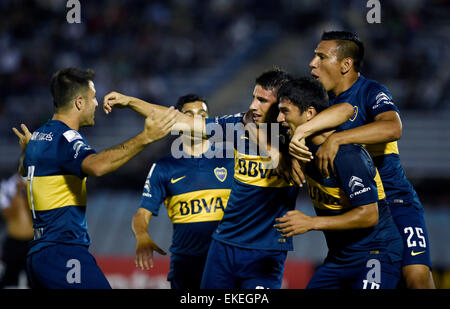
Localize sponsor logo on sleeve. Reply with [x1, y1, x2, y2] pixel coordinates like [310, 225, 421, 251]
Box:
[349, 176, 371, 198]
[372, 92, 394, 110]
[72, 140, 92, 159]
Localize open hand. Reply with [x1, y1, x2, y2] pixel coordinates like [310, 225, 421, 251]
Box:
[12, 124, 32, 151]
[135, 233, 166, 270]
[315, 134, 339, 178]
[143, 107, 178, 143]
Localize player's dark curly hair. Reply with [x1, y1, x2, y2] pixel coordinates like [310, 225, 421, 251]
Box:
[277, 77, 329, 114]
[255, 67, 293, 94]
[321, 31, 364, 72]
[50, 67, 95, 110]
[175, 94, 208, 112]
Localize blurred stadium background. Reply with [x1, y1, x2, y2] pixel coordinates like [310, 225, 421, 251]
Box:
[0, 0, 449, 288]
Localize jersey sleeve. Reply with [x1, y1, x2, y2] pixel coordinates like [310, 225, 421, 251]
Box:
[333, 146, 380, 207]
[205, 113, 245, 138]
[60, 130, 97, 179]
[366, 82, 400, 119]
[139, 162, 167, 216]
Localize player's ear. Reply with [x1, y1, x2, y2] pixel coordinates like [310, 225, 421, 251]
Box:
[74, 95, 84, 111]
[340, 57, 354, 75]
[306, 106, 317, 121]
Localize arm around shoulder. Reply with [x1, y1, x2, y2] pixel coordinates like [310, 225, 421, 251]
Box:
[293, 102, 354, 140]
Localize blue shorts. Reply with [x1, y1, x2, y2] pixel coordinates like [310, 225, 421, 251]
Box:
[200, 239, 287, 289]
[307, 254, 402, 289]
[26, 244, 111, 289]
[388, 201, 432, 268]
[168, 253, 207, 289]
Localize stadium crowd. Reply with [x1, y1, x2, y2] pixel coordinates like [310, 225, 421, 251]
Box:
[0, 0, 448, 186]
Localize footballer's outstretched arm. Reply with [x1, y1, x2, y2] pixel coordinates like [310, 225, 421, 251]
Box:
[103, 91, 206, 136]
[274, 202, 379, 237]
[82, 109, 176, 177]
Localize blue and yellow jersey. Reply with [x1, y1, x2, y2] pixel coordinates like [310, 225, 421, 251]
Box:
[23, 120, 96, 255]
[305, 143, 403, 265]
[140, 147, 234, 256]
[205, 114, 299, 251]
[330, 75, 420, 206]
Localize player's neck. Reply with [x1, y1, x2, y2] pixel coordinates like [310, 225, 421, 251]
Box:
[52, 113, 80, 131]
[182, 138, 210, 157]
[332, 72, 360, 96]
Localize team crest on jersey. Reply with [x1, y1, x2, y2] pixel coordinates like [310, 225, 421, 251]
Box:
[350, 105, 358, 122]
[214, 167, 227, 182]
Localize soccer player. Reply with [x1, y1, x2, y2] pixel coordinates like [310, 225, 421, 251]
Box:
[104, 68, 307, 289]
[289, 31, 435, 289]
[12, 67, 177, 289]
[198, 70, 297, 289]
[275, 77, 403, 289]
[132, 94, 234, 289]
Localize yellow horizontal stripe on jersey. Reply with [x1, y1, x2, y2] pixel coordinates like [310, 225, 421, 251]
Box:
[165, 189, 231, 224]
[364, 141, 399, 158]
[27, 175, 87, 211]
[233, 150, 292, 188]
[306, 169, 385, 211]
[306, 176, 350, 211]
